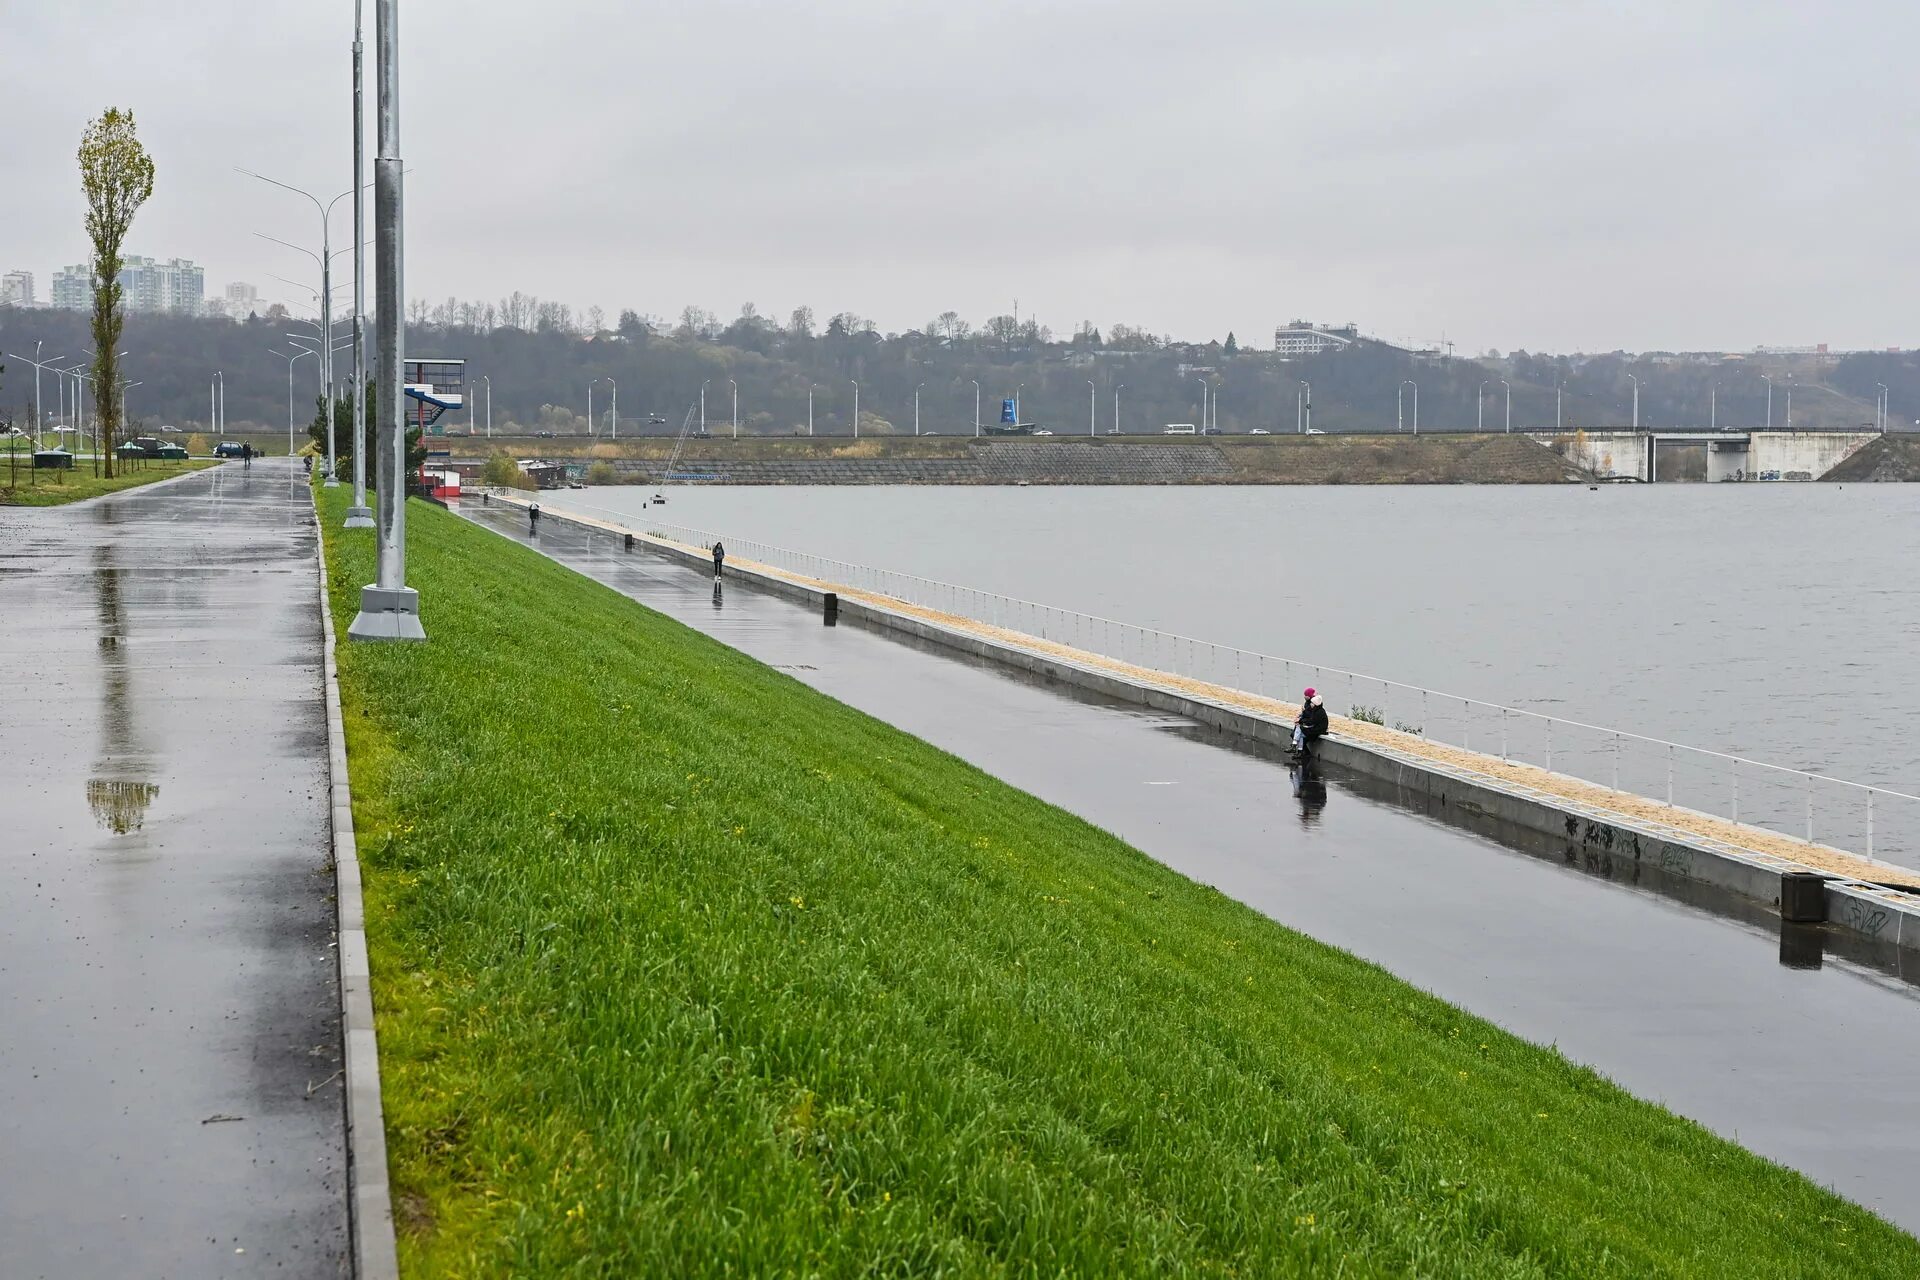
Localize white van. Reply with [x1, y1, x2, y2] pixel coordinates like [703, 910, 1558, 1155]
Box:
[1163, 423, 1197, 435]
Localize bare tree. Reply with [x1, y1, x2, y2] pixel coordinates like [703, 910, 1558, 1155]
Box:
[586, 305, 606, 335]
[78, 108, 155, 478]
[787, 305, 814, 338]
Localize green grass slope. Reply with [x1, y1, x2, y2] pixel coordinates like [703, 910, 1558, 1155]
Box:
[319, 487, 1912, 1277]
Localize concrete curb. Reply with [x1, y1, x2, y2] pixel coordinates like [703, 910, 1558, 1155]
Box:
[489, 497, 1920, 957]
[312, 496, 401, 1280]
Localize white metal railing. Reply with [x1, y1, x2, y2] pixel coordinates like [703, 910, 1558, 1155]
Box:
[518, 492, 1920, 870]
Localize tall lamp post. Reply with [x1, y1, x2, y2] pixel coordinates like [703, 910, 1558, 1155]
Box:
[1876, 382, 1889, 433]
[239, 170, 356, 493]
[343, 0, 373, 526]
[728, 377, 737, 439]
[349, 0, 426, 642]
[1398, 379, 1418, 434]
[807, 384, 816, 436]
[851, 380, 859, 438]
[914, 383, 923, 436]
[270, 347, 316, 455]
[699, 380, 708, 434]
[1477, 380, 1487, 432]
[1628, 373, 1639, 429]
[1086, 379, 1096, 436]
[477, 374, 490, 437]
[1762, 375, 1773, 430]
[1299, 379, 1311, 434]
[1113, 383, 1123, 435]
[609, 376, 618, 440]
[1500, 378, 1511, 433]
[1709, 384, 1717, 432]
[970, 379, 980, 436]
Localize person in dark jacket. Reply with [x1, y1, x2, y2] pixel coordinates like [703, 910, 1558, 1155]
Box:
[1294, 687, 1329, 754]
[528, 503, 541, 535]
[712, 541, 725, 580]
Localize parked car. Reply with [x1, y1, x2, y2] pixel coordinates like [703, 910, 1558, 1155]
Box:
[213, 441, 248, 458]
[1249, 428, 1271, 435]
[535, 430, 556, 439]
[1033, 428, 1054, 436]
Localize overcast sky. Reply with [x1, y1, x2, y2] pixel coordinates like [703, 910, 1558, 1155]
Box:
[6, 1, 1917, 353]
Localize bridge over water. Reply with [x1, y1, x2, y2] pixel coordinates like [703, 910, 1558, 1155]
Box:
[1538, 429, 1880, 482]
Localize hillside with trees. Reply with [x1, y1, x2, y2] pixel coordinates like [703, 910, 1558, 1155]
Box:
[0, 300, 1897, 438]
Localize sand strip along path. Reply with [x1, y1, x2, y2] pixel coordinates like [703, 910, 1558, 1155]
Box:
[508, 497, 1920, 892]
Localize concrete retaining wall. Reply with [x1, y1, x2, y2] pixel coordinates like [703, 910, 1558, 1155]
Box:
[511, 499, 1920, 957]
[612, 441, 1233, 485]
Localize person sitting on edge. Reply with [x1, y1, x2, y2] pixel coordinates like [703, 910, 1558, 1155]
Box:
[1294, 687, 1329, 752]
[712, 540, 726, 580]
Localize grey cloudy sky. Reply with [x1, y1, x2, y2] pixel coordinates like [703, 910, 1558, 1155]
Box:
[7, 1, 1917, 352]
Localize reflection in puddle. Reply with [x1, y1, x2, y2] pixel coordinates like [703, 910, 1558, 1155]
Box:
[86, 778, 160, 834]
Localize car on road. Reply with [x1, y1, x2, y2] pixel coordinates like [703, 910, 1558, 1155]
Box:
[535, 430, 556, 438]
[647, 414, 667, 424]
[1306, 428, 1326, 435]
[1249, 428, 1271, 435]
[1033, 428, 1053, 436]
[213, 441, 248, 458]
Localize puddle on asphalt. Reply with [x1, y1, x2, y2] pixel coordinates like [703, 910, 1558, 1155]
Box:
[86, 779, 160, 834]
[88, 548, 158, 834]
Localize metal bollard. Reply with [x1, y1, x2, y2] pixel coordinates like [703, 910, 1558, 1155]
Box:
[823, 592, 838, 626]
[624, 532, 634, 552]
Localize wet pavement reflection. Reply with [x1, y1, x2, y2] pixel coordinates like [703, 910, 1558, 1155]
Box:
[474, 502, 1920, 1233]
[0, 460, 345, 1277]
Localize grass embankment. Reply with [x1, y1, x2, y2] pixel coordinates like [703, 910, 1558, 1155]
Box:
[318, 487, 1911, 1276]
[0, 459, 216, 506]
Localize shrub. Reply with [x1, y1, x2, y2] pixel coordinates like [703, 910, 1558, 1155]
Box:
[185, 433, 211, 455]
[1349, 704, 1385, 725]
[585, 461, 619, 486]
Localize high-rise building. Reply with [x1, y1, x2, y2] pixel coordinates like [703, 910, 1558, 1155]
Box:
[51, 256, 205, 316]
[1, 271, 34, 307]
[226, 281, 259, 309]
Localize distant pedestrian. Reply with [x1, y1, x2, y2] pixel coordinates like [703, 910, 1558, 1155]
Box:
[712, 540, 725, 580]
[529, 503, 541, 536]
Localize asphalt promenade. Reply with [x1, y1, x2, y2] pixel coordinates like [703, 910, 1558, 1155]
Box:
[0, 459, 347, 1278]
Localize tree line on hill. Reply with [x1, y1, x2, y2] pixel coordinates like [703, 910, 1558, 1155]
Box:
[1, 301, 1899, 440]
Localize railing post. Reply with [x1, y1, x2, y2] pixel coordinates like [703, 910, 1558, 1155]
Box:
[1612, 733, 1620, 792]
[1868, 790, 1875, 859]
[1732, 760, 1739, 823]
[1545, 719, 1553, 773]
[1666, 744, 1674, 807]
[1464, 699, 1471, 752]
[1806, 776, 1814, 844]
[1500, 707, 1508, 763]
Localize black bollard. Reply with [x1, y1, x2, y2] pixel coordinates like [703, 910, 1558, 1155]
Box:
[823, 592, 839, 626]
[623, 532, 634, 552]
[1779, 871, 1828, 923]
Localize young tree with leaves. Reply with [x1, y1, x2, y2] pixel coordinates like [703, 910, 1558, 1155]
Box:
[78, 108, 155, 479]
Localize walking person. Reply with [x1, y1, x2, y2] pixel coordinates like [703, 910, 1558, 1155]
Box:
[528, 502, 541, 537]
[712, 540, 725, 581]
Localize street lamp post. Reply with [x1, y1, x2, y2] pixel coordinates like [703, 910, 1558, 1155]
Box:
[1710, 384, 1717, 431]
[851, 380, 859, 438]
[1015, 383, 1023, 426]
[1113, 383, 1123, 435]
[914, 383, 923, 436]
[699, 380, 708, 434]
[610, 376, 618, 440]
[1556, 381, 1563, 432]
[1086, 379, 1096, 436]
[1763, 375, 1773, 429]
[340, 0, 374, 524]
[270, 347, 316, 455]
[807, 384, 816, 436]
[1500, 379, 1511, 433]
[1628, 373, 1639, 430]
[1299, 380, 1311, 434]
[728, 377, 737, 439]
[1876, 382, 1889, 433]
[1785, 375, 1793, 429]
[1478, 380, 1487, 432]
[348, 0, 426, 642]
[217, 370, 225, 439]
[970, 379, 980, 436]
[477, 374, 491, 437]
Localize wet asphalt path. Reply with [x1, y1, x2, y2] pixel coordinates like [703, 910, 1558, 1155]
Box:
[0, 461, 346, 1278]
[466, 499, 1920, 1234]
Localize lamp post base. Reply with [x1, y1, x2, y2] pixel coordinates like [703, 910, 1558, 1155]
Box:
[347, 583, 426, 642]
[343, 505, 375, 528]
[323, 476, 341, 487]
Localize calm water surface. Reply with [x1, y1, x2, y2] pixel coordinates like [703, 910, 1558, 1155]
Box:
[546, 484, 1920, 794]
